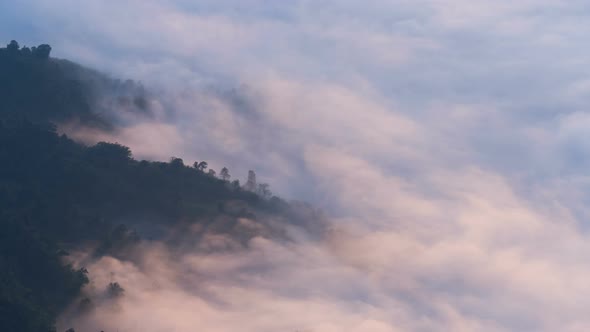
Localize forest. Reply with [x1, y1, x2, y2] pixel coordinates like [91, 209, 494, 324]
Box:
[0, 40, 322, 332]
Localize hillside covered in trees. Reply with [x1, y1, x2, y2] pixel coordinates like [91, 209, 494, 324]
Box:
[0, 41, 324, 332]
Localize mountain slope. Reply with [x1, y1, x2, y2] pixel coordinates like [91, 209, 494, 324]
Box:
[0, 40, 323, 332]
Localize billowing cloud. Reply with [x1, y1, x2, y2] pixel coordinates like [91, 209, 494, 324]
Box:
[5, 0, 590, 331]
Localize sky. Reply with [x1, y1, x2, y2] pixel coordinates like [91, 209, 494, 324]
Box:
[4, 1, 590, 331]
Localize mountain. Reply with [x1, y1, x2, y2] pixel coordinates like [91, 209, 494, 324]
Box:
[0, 40, 324, 332]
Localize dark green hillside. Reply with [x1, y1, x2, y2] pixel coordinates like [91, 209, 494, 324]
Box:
[0, 41, 322, 332]
[0, 40, 149, 129]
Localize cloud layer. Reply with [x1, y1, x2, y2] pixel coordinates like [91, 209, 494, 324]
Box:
[5, 1, 590, 331]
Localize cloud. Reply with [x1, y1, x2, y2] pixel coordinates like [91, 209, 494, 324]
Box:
[6, 0, 590, 331]
[57, 164, 590, 331]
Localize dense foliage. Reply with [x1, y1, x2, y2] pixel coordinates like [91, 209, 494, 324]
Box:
[0, 40, 148, 129]
[0, 41, 318, 332]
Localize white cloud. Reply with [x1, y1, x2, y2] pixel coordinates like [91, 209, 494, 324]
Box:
[7, 0, 590, 330]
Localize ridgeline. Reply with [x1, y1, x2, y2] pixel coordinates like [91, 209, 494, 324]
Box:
[0, 40, 322, 332]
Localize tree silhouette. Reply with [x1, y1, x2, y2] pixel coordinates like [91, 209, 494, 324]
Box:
[33, 44, 51, 59]
[170, 157, 184, 168]
[220, 167, 231, 181]
[107, 282, 125, 298]
[20, 46, 31, 56]
[194, 161, 208, 172]
[257, 183, 272, 199]
[6, 40, 19, 54]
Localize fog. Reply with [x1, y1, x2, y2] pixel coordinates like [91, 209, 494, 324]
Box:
[55, 162, 590, 331]
[6, 0, 590, 331]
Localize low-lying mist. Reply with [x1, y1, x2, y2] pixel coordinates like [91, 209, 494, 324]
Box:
[58, 216, 401, 332]
[50, 68, 590, 332]
[8, 1, 590, 330]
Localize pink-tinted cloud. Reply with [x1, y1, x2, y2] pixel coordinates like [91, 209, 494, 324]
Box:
[7, 1, 590, 331]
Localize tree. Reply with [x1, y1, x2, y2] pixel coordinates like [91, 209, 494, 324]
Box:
[220, 167, 230, 181]
[107, 282, 125, 298]
[231, 179, 241, 190]
[20, 46, 31, 56]
[257, 183, 272, 199]
[87, 142, 132, 165]
[33, 44, 51, 59]
[194, 161, 208, 172]
[6, 40, 19, 54]
[170, 157, 184, 168]
[207, 169, 216, 177]
[245, 170, 256, 191]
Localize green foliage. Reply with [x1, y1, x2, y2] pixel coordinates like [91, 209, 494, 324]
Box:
[0, 117, 280, 331]
[0, 40, 148, 129]
[194, 161, 208, 172]
[0, 215, 88, 332]
[33, 44, 52, 59]
[220, 167, 231, 181]
[0, 40, 303, 332]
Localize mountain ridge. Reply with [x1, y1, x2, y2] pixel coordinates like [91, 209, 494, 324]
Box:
[0, 40, 324, 332]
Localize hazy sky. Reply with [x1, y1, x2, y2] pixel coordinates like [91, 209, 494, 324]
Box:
[5, 1, 590, 331]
